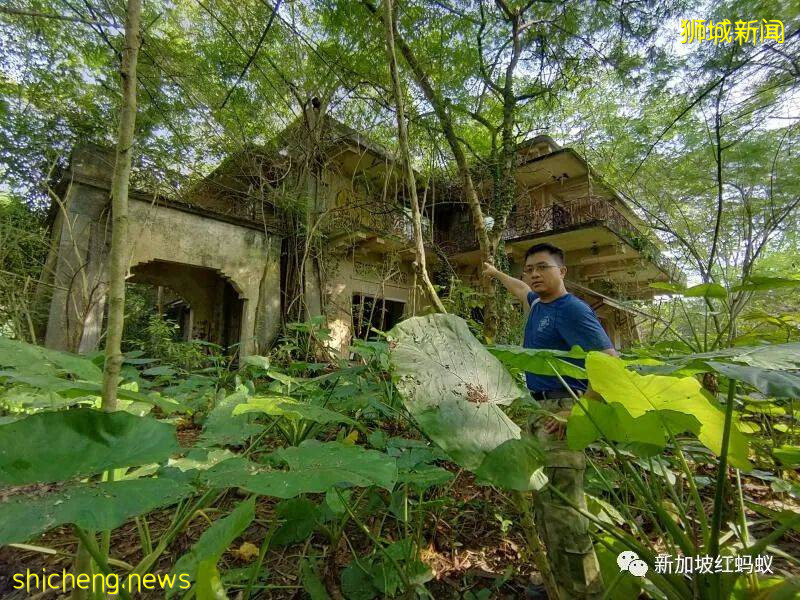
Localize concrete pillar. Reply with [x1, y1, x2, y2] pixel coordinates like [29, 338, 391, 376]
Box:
[253, 239, 282, 354]
[44, 144, 113, 352]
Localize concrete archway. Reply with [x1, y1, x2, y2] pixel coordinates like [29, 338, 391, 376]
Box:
[129, 260, 245, 351]
[43, 145, 282, 356]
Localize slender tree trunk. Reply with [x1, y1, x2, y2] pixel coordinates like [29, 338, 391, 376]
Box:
[484, 6, 523, 342]
[101, 0, 141, 412]
[381, 0, 446, 313]
[361, 1, 492, 274]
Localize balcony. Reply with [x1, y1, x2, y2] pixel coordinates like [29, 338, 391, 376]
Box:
[434, 196, 680, 281]
[319, 201, 432, 251]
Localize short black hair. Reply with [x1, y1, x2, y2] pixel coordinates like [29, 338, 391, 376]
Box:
[524, 242, 565, 265]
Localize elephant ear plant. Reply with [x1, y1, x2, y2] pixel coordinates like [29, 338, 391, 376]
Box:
[0, 338, 404, 599]
[387, 314, 560, 598]
[390, 315, 800, 600]
[490, 340, 800, 600]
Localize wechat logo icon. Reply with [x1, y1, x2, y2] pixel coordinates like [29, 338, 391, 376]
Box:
[617, 550, 649, 577]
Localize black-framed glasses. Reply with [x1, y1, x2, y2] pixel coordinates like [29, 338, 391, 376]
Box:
[523, 263, 559, 275]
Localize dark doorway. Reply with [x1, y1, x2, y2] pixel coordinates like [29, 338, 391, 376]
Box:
[352, 294, 405, 340]
[127, 260, 244, 354]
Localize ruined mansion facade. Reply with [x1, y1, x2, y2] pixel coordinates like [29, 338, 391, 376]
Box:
[42, 115, 680, 356]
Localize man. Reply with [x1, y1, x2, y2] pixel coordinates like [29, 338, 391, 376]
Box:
[483, 242, 616, 600]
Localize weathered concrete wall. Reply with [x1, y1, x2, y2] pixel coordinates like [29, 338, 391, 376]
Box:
[322, 251, 421, 354]
[126, 199, 281, 355]
[44, 145, 282, 356]
[44, 145, 114, 352]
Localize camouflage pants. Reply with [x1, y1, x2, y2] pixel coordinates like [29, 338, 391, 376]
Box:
[530, 396, 604, 600]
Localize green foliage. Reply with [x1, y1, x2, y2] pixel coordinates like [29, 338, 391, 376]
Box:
[391, 313, 800, 598]
[0, 193, 50, 341]
[233, 394, 356, 427]
[341, 538, 432, 599]
[0, 478, 194, 545]
[0, 408, 178, 484]
[0, 336, 188, 414]
[136, 314, 210, 372]
[1, 0, 798, 596]
[388, 314, 526, 470]
[440, 276, 487, 337]
[474, 437, 548, 492]
[170, 497, 256, 594]
[582, 351, 751, 470]
[0, 335, 102, 381]
[489, 344, 588, 380]
[198, 440, 398, 498]
[199, 385, 263, 448]
[1, 306, 798, 598]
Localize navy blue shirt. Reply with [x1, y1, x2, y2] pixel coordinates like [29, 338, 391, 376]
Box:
[524, 291, 614, 392]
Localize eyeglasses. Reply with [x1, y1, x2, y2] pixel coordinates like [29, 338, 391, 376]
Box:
[523, 263, 559, 275]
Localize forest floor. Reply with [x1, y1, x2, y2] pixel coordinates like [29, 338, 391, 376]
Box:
[1, 420, 798, 600]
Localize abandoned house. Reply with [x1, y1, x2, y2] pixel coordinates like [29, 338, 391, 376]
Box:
[41, 112, 680, 357]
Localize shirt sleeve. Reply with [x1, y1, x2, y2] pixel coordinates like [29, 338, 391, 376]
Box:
[526, 291, 539, 308]
[559, 300, 614, 351]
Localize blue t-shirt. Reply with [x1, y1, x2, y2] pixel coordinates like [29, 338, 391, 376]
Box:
[523, 291, 613, 393]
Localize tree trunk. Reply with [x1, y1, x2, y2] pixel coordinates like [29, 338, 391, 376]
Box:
[361, 4, 491, 260]
[101, 0, 141, 412]
[381, 0, 446, 314]
[483, 8, 522, 342]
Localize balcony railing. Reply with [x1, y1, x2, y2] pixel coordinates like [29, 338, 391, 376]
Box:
[434, 196, 680, 280]
[319, 202, 431, 244]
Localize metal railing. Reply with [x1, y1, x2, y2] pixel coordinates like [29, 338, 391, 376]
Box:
[434, 196, 680, 279]
[319, 202, 432, 243]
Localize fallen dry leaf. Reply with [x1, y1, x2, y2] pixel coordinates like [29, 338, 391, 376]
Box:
[232, 541, 259, 562]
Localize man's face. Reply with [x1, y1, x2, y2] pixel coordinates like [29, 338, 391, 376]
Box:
[523, 251, 566, 294]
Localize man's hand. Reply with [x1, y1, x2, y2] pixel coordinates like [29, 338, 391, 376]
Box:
[482, 262, 531, 305]
[482, 261, 499, 278]
[542, 409, 571, 440]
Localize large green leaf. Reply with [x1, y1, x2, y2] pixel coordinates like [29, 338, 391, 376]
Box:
[200, 386, 262, 447]
[0, 337, 102, 382]
[773, 445, 800, 468]
[272, 498, 321, 546]
[488, 345, 587, 379]
[566, 398, 700, 454]
[170, 497, 255, 595]
[300, 558, 331, 600]
[705, 361, 800, 399]
[233, 395, 356, 426]
[635, 343, 800, 398]
[474, 437, 548, 491]
[0, 371, 188, 414]
[200, 440, 397, 497]
[0, 408, 179, 485]
[594, 536, 642, 600]
[648, 282, 685, 294]
[196, 560, 228, 600]
[388, 314, 525, 471]
[0, 479, 193, 544]
[683, 283, 728, 299]
[731, 276, 800, 292]
[658, 343, 800, 371]
[586, 352, 751, 470]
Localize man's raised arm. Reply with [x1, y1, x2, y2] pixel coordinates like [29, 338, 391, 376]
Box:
[482, 262, 532, 306]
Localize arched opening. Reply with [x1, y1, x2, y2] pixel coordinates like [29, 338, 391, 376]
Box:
[124, 260, 244, 354]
